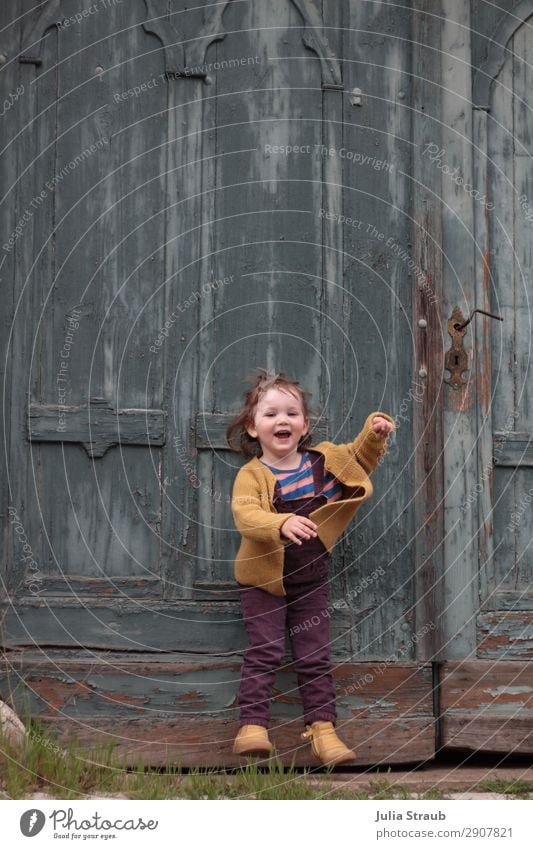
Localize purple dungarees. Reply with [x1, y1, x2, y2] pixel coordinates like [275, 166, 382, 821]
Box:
[236, 450, 337, 728]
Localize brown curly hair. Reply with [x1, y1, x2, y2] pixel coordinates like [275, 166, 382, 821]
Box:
[226, 367, 319, 458]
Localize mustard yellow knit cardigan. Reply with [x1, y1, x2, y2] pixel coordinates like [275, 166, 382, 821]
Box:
[230, 410, 395, 596]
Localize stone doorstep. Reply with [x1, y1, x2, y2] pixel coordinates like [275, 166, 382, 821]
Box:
[23, 793, 130, 800]
[16, 790, 526, 801]
[9, 766, 533, 800]
[321, 764, 533, 795]
[4, 758, 533, 800]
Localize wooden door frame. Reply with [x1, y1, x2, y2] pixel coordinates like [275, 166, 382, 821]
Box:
[411, 1, 445, 664]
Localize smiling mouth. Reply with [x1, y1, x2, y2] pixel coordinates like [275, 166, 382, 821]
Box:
[274, 431, 291, 439]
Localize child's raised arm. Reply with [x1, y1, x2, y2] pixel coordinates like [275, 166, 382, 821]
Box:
[351, 411, 395, 474]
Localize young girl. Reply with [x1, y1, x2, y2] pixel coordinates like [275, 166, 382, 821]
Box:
[226, 368, 395, 765]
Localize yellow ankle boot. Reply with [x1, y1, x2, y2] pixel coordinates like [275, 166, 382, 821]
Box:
[233, 724, 273, 755]
[301, 721, 356, 765]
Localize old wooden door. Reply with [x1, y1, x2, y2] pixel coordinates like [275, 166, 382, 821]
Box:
[437, 2, 533, 753]
[1, 0, 435, 765]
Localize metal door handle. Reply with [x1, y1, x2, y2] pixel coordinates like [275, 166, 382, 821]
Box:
[444, 307, 503, 389]
[453, 308, 504, 332]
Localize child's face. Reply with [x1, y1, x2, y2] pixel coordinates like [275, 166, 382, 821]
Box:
[246, 387, 309, 459]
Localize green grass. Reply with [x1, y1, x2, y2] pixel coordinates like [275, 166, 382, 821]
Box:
[479, 778, 533, 799]
[0, 719, 450, 800]
[0, 716, 525, 801]
[1, 717, 124, 800]
[0, 724, 361, 800]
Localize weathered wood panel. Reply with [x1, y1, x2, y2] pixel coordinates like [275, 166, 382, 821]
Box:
[331, 0, 415, 661]
[28, 400, 166, 458]
[0, 650, 435, 766]
[28, 715, 436, 768]
[0, 598, 355, 658]
[440, 660, 533, 753]
[492, 434, 533, 466]
[314, 0, 345, 611]
[0, 0, 23, 601]
[3, 0, 60, 601]
[474, 9, 533, 658]
[16, 576, 162, 598]
[439, 1, 478, 658]
[503, 21, 533, 601]
[3, 1, 167, 595]
[482, 591, 533, 611]
[153, 2, 208, 601]
[477, 612, 533, 659]
[472, 58, 497, 651]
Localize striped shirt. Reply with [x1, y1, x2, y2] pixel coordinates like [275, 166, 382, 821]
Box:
[261, 451, 344, 502]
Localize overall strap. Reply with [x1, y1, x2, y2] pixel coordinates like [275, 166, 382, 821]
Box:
[309, 450, 325, 495]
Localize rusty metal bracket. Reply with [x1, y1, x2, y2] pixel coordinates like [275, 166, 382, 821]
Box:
[444, 307, 469, 389]
[444, 306, 503, 390]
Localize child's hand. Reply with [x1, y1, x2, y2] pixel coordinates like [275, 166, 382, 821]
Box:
[372, 416, 395, 437]
[280, 515, 318, 546]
